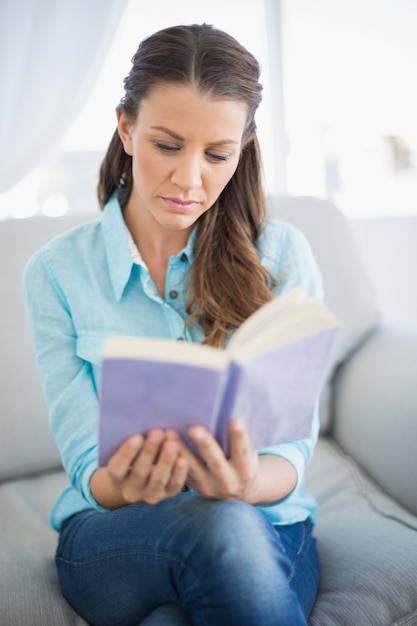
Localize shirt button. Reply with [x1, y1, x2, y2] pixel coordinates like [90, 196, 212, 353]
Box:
[180, 253, 188, 262]
[169, 290, 178, 299]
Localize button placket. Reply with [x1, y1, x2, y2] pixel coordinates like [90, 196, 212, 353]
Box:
[166, 258, 186, 310]
[163, 253, 191, 339]
[162, 302, 187, 340]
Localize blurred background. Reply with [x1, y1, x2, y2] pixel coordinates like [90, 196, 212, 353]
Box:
[1, 0, 416, 221]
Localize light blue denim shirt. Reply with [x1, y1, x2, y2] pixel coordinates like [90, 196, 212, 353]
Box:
[23, 192, 323, 532]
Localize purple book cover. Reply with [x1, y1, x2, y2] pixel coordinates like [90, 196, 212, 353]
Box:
[98, 358, 225, 465]
[225, 328, 337, 451]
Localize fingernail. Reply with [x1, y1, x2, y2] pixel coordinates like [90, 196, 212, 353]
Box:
[191, 427, 205, 440]
[129, 435, 142, 448]
[148, 430, 163, 444]
[177, 457, 187, 470]
[165, 442, 178, 456]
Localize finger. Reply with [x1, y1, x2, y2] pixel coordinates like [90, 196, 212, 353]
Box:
[228, 419, 257, 477]
[107, 434, 144, 483]
[137, 428, 166, 465]
[166, 455, 189, 494]
[187, 426, 227, 476]
[147, 439, 182, 489]
[141, 441, 188, 502]
[228, 419, 251, 459]
[127, 428, 166, 484]
[165, 429, 181, 440]
[163, 430, 202, 482]
[174, 433, 206, 479]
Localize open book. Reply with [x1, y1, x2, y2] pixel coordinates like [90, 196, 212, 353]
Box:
[98, 289, 339, 465]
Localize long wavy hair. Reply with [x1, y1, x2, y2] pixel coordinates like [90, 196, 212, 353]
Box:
[97, 23, 275, 346]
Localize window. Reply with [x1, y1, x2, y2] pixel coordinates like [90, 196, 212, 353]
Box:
[282, 0, 417, 217]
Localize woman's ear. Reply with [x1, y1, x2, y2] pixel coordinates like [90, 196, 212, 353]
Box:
[117, 110, 133, 156]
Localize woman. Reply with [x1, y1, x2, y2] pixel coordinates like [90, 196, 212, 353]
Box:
[24, 24, 322, 625]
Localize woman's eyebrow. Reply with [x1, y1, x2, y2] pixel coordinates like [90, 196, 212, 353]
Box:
[150, 125, 239, 146]
[151, 126, 184, 141]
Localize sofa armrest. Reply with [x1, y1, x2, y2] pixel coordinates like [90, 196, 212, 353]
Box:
[331, 324, 417, 516]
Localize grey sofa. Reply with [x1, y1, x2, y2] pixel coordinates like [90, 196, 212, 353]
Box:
[1, 196, 417, 625]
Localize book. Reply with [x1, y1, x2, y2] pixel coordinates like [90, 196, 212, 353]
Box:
[98, 289, 339, 465]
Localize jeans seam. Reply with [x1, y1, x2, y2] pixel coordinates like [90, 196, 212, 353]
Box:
[56, 547, 195, 572]
[287, 521, 308, 584]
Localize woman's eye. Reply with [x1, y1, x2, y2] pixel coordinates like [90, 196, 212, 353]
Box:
[206, 152, 229, 162]
[155, 142, 180, 154]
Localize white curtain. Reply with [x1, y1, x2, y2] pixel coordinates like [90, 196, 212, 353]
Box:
[0, 0, 127, 194]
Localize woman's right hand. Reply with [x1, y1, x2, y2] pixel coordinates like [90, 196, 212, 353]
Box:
[90, 429, 189, 509]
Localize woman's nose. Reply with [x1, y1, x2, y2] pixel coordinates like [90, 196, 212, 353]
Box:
[171, 154, 202, 191]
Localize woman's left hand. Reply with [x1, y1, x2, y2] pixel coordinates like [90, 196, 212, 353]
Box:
[174, 419, 264, 504]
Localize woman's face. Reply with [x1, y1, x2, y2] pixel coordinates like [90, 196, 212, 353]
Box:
[117, 83, 248, 236]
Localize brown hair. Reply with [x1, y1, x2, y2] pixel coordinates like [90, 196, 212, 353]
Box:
[98, 23, 274, 346]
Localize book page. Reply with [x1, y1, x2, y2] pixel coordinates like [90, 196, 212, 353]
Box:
[103, 336, 227, 369]
[228, 289, 338, 360]
[228, 289, 306, 351]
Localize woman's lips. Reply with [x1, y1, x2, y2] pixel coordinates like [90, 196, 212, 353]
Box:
[162, 197, 200, 213]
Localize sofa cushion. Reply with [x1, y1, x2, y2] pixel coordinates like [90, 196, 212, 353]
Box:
[0, 214, 95, 480]
[269, 196, 380, 431]
[306, 437, 417, 626]
[332, 324, 417, 516]
[0, 470, 88, 625]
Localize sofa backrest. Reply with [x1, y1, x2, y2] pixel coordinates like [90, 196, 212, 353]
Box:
[0, 197, 379, 480]
[0, 213, 96, 480]
[352, 215, 417, 329]
[269, 196, 380, 431]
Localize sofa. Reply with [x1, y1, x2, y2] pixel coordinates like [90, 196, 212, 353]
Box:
[1, 195, 416, 625]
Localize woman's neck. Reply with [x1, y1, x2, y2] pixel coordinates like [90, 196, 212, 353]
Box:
[123, 201, 191, 297]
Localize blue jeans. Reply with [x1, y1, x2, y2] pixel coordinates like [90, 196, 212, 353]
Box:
[55, 493, 320, 625]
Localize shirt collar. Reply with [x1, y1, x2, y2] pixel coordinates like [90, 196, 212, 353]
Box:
[100, 192, 134, 302]
[101, 191, 198, 300]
